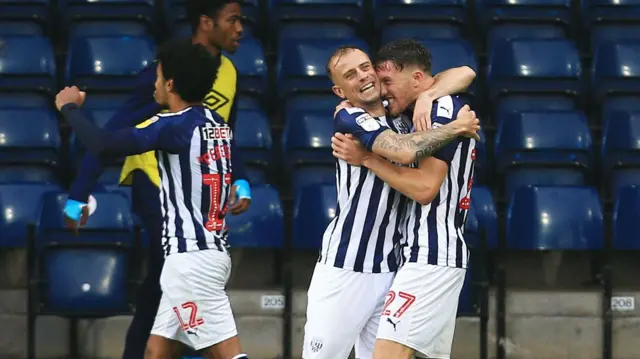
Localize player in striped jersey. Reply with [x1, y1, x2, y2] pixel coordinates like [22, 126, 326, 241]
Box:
[55, 41, 250, 359]
[302, 46, 479, 359]
[332, 39, 477, 359]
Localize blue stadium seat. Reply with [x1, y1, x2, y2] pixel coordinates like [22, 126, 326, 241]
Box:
[0, 183, 63, 247]
[476, 0, 572, 31]
[474, 127, 488, 184]
[495, 96, 576, 118]
[44, 249, 129, 312]
[276, 37, 369, 98]
[68, 20, 150, 40]
[97, 166, 124, 185]
[488, 24, 566, 49]
[417, 39, 478, 95]
[279, 23, 358, 41]
[271, 0, 365, 30]
[591, 41, 640, 105]
[82, 93, 130, 110]
[582, 0, 640, 42]
[58, 0, 156, 34]
[464, 205, 480, 249]
[589, 25, 640, 52]
[380, 24, 462, 44]
[374, 0, 467, 30]
[471, 186, 498, 249]
[612, 185, 640, 249]
[495, 110, 592, 198]
[0, 109, 61, 183]
[241, 0, 261, 30]
[226, 185, 284, 247]
[237, 95, 262, 111]
[488, 39, 583, 113]
[32, 191, 135, 317]
[507, 186, 604, 250]
[293, 183, 336, 249]
[234, 109, 273, 184]
[602, 111, 640, 197]
[282, 110, 335, 192]
[285, 94, 341, 113]
[37, 191, 134, 243]
[0, 21, 43, 35]
[0, 0, 51, 35]
[0, 36, 56, 98]
[224, 36, 268, 100]
[65, 36, 156, 92]
[165, 0, 257, 36]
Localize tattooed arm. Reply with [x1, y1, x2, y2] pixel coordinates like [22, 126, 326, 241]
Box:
[370, 124, 462, 164]
[368, 102, 480, 164]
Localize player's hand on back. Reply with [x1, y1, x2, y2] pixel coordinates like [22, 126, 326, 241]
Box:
[331, 133, 370, 166]
[55, 86, 86, 111]
[451, 105, 481, 141]
[412, 92, 434, 131]
[334, 100, 353, 117]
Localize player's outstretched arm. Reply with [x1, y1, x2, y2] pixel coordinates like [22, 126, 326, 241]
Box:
[368, 104, 480, 164]
[67, 64, 161, 203]
[413, 66, 476, 131]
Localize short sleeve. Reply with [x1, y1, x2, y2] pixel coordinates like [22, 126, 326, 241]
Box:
[128, 116, 190, 154]
[334, 108, 390, 151]
[431, 95, 466, 163]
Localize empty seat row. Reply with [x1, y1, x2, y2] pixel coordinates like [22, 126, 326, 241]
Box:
[0, 183, 284, 248]
[2, 107, 639, 194]
[5, 181, 639, 251]
[293, 183, 640, 251]
[2, 35, 639, 115]
[3, 0, 639, 35]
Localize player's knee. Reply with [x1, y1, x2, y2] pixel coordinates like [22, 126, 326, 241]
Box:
[143, 336, 171, 359]
[373, 339, 413, 359]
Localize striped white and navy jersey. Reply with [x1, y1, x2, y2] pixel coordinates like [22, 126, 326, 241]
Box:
[137, 106, 232, 257]
[321, 107, 412, 273]
[402, 95, 476, 269]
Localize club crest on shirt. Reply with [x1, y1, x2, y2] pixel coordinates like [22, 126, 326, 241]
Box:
[393, 117, 410, 134]
[310, 338, 323, 353]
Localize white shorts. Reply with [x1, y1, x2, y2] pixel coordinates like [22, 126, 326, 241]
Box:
[303, 263, 395, 359]
[150, 249, 237, 350]
[376, 263, 466, 359]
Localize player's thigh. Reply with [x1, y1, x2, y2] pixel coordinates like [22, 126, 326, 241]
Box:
[150, 288, 183, 342]
[376, 263, 466, 359]
[144, 334, 182, 359]
[303, 264, 382, 359]
[355, 271, 396, 359]
[160, 250, 238, 351]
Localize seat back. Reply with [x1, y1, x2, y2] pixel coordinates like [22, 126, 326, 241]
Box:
[44, 249, 129, 312]
[224, 36, 268, 98]
[507, 186, 603, 250]
[65, 35, 156, 91]
[276, 37, 369, 96]
[591, 40, 640, 103]
[488, 38, 582, 100]
[37, 191, 134, 245]
[0, 35, 56, 92]
[0, 183, 63, 247]
[0, 108, 61, 166]
[226, 185, 284, 247]
[612, 185, 640, 249]
[293, 183, 337, 249]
